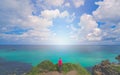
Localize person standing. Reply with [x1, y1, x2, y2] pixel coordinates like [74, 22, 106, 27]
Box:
[58, 57, 62, 73]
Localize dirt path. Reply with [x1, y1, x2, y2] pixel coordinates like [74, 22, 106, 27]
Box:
[66, 70, 78, 75]
[40, 70, 78, 75]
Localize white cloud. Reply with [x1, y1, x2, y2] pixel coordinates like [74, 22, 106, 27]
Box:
[44, 0, 64, 7]
[72, 0, 84, 8]
[59, 11, 69, 18]
[93, 0, 120, 41]
[0, 29, 53, 42]
[86, 28, 102, 41]
[0, 0, 55, 42]
[79, 14, 102, 41]
[0, 0, 33, 25]
[64, 2, 70, 7]
[36, 0, 64, 9]
[79, 14, 98, 32]
[93, 0, 120, 23]
[71, 14, 102, 41]
[0, 0, 72, 43]
[36, 0, 84, 9]
[2, 0, 120, 44]
[41, 9, 69, 19]
[41, 9, 60, 20]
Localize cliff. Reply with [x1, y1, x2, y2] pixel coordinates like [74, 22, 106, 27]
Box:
[26, 60, 90, 75]
[92, 60, 120, 75]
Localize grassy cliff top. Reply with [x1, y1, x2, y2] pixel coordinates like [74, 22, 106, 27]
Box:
[26, 60, 91, 75]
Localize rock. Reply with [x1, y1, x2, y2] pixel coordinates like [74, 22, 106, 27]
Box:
[93, 71, 102, 75]
[92, 60, 120, 75]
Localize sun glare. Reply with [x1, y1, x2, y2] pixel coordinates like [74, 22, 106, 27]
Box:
[52, 37, 72, 45]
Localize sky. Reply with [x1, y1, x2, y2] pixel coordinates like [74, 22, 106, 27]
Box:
[0, 0, 120, 45]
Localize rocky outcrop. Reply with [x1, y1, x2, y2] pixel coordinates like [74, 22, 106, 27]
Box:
[92, 60, 120, 75]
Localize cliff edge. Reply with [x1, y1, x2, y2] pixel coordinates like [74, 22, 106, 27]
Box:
[92, 56, 120, 75]
[26, 60, 90, 75]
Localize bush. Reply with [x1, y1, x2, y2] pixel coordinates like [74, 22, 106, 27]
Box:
[26, 60, 91, 75]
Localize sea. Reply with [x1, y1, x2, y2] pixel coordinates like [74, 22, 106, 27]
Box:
[0, 45, 119, 68]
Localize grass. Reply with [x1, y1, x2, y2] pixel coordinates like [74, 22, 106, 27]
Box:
[26, 60, 91, 75]
[111, 64, 120, 72]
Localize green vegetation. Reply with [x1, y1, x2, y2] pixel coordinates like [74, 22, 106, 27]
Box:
[26, 60, 56, 75]
[56, 63, 91, 75]
[26, 60, 90, 75]
[111, 64, 120, 73]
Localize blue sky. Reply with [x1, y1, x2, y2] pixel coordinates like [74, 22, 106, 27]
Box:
[0, 0, 120, 45]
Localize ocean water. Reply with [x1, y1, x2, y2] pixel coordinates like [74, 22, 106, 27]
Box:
[0, 45, 120, 68]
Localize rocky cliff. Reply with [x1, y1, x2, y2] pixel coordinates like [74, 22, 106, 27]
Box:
[92, 60, 120, 75]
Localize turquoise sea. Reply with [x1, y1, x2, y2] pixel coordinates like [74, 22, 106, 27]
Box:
[0, 45, 120, 68]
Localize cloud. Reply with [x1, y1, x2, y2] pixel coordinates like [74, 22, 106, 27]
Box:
[35, 0, 64, 10]
[72, 0, 84, 8]
[0, 0, 72, 44]
[0, 29, 52, 43]
[79, 14, 98, 32]
[41, 9, 69, 20]
[1, 0, 120, 44]
[64, 2, 70, 7]
[44, 0, 64, 7]
[71, 14, 102, 41]
[35, 0, 84, 10]
[0, 0, 33, 31]
[41, 9, 60, 20]
[86, 28, 102, 41]
[0, 0, 55, 43]
[93, 0, 120, 41]
[36, 0, 84, 9]
[60, 11, 69, 18]
[93, 0, 120, 23]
